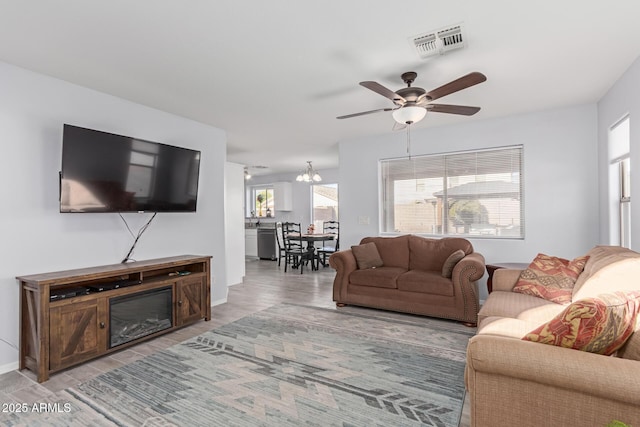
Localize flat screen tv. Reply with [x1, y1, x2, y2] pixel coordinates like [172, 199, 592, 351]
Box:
[60, 124, 201, 213]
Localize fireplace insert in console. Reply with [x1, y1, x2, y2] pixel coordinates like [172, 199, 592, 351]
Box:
[109, 286, 173, 348]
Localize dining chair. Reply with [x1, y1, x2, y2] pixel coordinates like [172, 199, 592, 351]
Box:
[316, 220, 339, 267]
[275, 222, 286, 267]
[282, 222, 316, 274]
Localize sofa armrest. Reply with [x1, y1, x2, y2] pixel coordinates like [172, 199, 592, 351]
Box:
[329, 249, 358, 303]
[451, 252, 485, 324]
[453, 252, 486, 283]
[492, 268, 523, 292]
[466, 334, 640, 425]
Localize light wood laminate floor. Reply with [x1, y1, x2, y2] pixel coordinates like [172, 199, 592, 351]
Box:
[0, 258, 471, 427]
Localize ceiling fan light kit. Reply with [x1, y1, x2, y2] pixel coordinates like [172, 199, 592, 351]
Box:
[392, 105, 427, 125]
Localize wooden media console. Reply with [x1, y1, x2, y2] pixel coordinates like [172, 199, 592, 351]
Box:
[17, 255, 211, 382]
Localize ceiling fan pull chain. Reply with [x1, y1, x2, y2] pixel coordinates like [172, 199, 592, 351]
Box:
[406, 123, 411, 158]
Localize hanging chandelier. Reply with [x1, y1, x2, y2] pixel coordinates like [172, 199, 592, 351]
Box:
[296, 161, 322, 182]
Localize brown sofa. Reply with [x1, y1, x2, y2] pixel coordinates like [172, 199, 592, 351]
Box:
[329, 235, 485, 325]
[465, 245, 640, 427]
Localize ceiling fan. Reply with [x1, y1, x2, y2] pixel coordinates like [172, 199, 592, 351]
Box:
[337, 71, 487, 128]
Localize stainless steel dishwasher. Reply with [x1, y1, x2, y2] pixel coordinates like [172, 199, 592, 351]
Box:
[257, 228, 277, 260]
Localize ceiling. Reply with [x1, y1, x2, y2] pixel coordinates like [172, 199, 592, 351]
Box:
[1, 1, 639, 176]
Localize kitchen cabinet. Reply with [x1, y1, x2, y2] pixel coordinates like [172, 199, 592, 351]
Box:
[245, 228, 258, 257]
[273, 182, 292, 211]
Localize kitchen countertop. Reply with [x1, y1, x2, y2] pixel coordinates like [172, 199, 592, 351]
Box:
[245, 222, 276, 229]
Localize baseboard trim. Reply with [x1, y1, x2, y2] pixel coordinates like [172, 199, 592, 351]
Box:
[0, 361, 19, 376]
[211, 297, 228, 307]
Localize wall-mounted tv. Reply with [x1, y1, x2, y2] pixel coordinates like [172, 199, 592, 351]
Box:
[60, 124, 201, 213]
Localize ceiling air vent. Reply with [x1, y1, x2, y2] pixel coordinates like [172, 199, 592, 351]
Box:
[411, 23, 466, 59]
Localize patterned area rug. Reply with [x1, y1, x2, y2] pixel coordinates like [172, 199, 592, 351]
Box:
[7, 304, 473, 427]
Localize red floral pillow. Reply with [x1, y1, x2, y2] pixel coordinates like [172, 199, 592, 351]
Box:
[522, 291, 640, 355]
[512, 253, 589, 304]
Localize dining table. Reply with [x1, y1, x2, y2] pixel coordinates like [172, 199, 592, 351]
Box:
[288, 232, 336, 242]
[285, 233, 337, 270]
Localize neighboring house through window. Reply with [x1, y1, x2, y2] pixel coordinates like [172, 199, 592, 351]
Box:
[380, 146, 524, 238]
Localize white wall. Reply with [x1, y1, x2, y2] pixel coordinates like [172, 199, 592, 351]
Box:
[0, 61, 228, 370]
[245, 168, 340, 227]
[338, 104, 600, 300]
[598, 56, 640, 250]
[225, 162, 246, 287]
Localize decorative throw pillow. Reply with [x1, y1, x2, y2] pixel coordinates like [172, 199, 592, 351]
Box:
[351, 242, 384, 269]
[442, 249, 466, 278]
[512, 253, 589, 304]
[522, 291, 640, 355]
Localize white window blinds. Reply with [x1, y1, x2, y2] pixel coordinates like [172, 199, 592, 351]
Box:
[380, 146, 524, 238]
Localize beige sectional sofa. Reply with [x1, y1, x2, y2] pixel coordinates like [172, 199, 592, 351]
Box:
[329, 234, 485, 325]
[465, 245, 640, 427]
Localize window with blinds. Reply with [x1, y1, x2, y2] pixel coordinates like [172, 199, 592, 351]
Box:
[380, 146, 524, 238]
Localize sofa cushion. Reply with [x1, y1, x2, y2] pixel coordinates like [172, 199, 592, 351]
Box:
[522, 291, 640, 356]
[477, 316, 542, 339]
[408, 236, 472, 272]
[360, 235, 410, 269]
[349, 266, 405, 289]
[351, 242, 384, 269]
[397, 270, 454, 296]
[573, 255, 640, 301]
[442, 249, 466, 278]
[512, 253, 589, 304]
[572, 245, 640, 298]
[478, 291, 566, 327]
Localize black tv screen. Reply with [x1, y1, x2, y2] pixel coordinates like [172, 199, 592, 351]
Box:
[60, 124, 201, 213]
